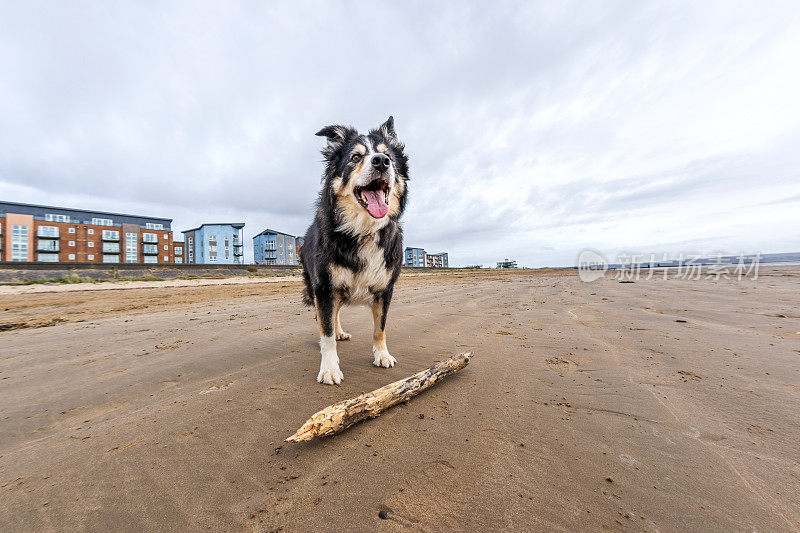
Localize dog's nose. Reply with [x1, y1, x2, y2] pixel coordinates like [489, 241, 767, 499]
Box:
[371, 153, 390, 172]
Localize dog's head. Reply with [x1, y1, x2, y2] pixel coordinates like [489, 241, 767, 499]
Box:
[316, 117, 409, 235]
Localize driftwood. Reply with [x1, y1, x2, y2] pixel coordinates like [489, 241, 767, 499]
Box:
[286, 351, 473, 442]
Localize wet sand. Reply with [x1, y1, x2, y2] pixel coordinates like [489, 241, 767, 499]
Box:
[1, 267, 799, 531]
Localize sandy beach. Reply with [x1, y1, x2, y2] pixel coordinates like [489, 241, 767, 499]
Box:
[1, 267, 799, 531]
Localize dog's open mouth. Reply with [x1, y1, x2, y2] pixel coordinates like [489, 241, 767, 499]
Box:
[354, 178, 390, 219]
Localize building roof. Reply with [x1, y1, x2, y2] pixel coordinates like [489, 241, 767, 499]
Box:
[181, 223, 245, 233]
[0, 200, 172, 225]
[405, 246, 425, 251]
[255, 228, 296, 238]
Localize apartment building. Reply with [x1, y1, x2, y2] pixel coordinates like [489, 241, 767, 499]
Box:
[426, 252, 449, 268]
[253, 228, 298, 265]
[173, 241, 185, 264]
[0, 201, 174, 263]
[497, 259, 518, 268]
[404, 247, 426, 267]
[182, 223, 244, 264]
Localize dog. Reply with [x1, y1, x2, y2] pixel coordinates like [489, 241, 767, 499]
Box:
[300, 116, 409, 385]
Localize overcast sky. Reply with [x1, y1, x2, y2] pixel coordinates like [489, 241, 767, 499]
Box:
[2, 1, 799, 266]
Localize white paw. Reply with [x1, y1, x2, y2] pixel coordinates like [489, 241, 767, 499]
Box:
[372, 348, 397, 368]
[336, 331, 352, 341]
[318, 336, 342, 385]
[317, 365, 343, 385]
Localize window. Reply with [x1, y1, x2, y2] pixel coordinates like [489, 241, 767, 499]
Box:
[92, 218, 113, 226]
[163, 233, 168, 239]
[88, 254, 94, 260]
[11, 225, 29, 261]
[88, 241, 94, 247]
[68, 241, 75, 246]
[87, 228, 94, 235]
[143, 256, 157, 264]
[142, 233, 157, 243]
[143, 244, 158, 254]
[69, 254, 75, 260]
[187, 237, 194, 262]
[45, 213, 70, 222]
[102, 230, 119, 240]
[163, 245, 168, 250]
[102, 243, 120, 253]
[175, 257, 183, 264]
[174, 247, 182, 255]
[102, 255, 120, 263]
[163, 255, 169, 261]
[145, 223, 163, 230]
[37, 226, 59, 237]
[37, 239, 58, 251]
[37, 253, 58, 262]
[69, 227, 75, 233]
[125, 233, 137, 263]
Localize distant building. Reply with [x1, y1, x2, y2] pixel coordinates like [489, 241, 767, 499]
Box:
[497, 259, 517, 268]
[426, 252, 449, 268]
[405, 247, 449, 268]
[0, 201, 174, 264]
[295, 236, 305, 261]
[404, 247, 426, 267]
[253, 228, 298, 265]
[172, 241, 184, 264]
[182, 223, 244, 264]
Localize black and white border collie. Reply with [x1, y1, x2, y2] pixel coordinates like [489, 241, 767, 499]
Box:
[301, 117, 409, 385]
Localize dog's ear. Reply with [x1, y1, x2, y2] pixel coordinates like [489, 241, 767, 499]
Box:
[316, 125, 354, 148]
[378, 116, 396, 140]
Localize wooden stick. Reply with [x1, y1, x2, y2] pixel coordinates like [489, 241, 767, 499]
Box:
[286, 351, 473, 442]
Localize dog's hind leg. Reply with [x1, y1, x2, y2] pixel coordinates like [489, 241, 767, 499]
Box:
[315, 290, 343, 385]
[334, 301, 351, 341]
[371, 293, 396, 368]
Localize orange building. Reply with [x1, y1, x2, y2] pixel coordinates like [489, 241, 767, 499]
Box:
[0, 201, 175, 264]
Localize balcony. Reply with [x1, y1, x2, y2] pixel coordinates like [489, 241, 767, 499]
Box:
[142, 234, 158, 243]
[142, 244, 158, 255]
[102, 231, 120, 241]
[37, 240, 60, 252]
[37, 228, 60, 238]
[263, 243, 277, 250]
[102, 243, 120, 253]
[233, 249, 243, 256]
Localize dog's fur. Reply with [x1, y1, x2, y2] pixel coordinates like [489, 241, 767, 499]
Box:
[301, 117, 409, 384]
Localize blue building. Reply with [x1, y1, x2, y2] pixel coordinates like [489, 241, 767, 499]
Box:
[404, 247, 426, 267]
[253, 228, 297, 265]
[182, 223, 244, 264]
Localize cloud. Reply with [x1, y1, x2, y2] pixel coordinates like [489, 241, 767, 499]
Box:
[1, 1, 799, 265]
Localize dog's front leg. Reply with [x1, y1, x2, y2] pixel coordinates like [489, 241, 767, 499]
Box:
[371, 292, 396, 368]
[315, 292, 343, 385]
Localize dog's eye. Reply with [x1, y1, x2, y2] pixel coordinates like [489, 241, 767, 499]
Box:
[351, 154, 361, 162]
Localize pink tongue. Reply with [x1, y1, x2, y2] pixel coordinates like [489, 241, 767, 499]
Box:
[363, 189, 389, 218]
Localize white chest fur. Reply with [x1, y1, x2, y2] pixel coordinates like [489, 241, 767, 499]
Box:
[329, 233, 392, 304]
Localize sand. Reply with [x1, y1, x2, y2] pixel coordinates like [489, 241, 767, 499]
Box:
[0, 267, 798, 531]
